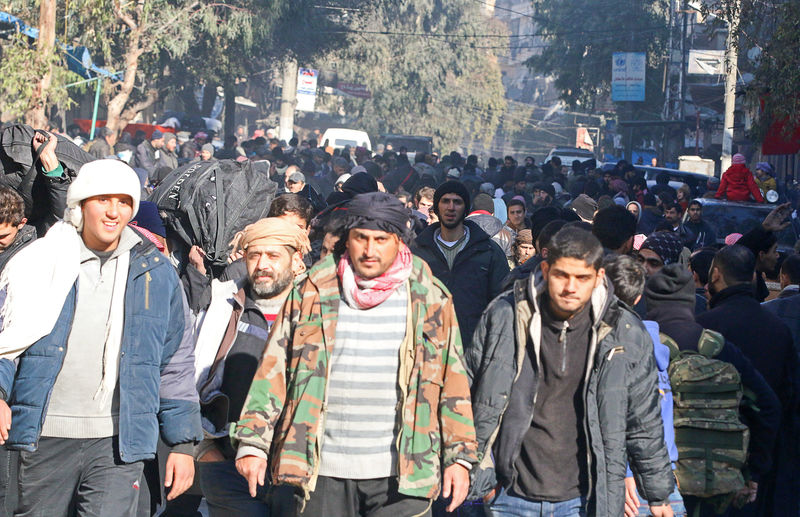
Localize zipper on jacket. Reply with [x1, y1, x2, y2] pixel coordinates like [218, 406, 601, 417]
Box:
[144, 271, 152, 310]
[559, 321, 569, 373]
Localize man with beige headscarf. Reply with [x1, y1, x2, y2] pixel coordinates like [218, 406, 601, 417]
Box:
[187, 217, 309, 517]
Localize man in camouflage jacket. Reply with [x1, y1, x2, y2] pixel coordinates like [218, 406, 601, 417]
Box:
[233, 192, 478, 516]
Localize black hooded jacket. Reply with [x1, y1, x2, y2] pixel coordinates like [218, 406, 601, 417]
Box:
[465, 273, 674, 514]
[412, 219, 509, 349]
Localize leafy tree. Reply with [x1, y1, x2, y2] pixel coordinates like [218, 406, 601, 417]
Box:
[703, 0, 800, 141]
[526, 0, 670, 119]
[316, 0, 508, 152]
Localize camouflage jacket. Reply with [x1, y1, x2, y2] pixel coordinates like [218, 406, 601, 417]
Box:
[232, 254, 478, 500]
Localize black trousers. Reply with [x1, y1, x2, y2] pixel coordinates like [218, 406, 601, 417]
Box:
[14, 436, 143, 517]
[297, 476, 431, 517]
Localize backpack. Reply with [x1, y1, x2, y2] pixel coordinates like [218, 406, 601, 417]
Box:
[149, 159, 277, 268]
[661, 330, 749, 499]
[0, 124, 92, 218]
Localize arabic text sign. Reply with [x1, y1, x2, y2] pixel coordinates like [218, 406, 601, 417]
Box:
[612, 52, 646, 102]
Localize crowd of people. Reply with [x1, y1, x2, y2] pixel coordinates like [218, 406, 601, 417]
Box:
[0, 125, 797, 517]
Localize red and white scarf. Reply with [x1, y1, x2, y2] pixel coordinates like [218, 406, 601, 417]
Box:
[337, 244, 413, 310]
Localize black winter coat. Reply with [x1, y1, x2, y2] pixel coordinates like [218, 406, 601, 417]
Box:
[412, 219, 509, 349]
[465, 273, 674, 515]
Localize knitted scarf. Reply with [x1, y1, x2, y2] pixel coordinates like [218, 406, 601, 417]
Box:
[337, 244, 413, 310]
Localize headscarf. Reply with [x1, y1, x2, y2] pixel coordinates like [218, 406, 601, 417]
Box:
[229, 217, 311, 257]
[337, 192, 413, 310]
[343, 192, 411, 238]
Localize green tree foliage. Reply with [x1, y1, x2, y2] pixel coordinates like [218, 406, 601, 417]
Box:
[704, 0, 800, 141]
[318, 0, 508, 152]
[0, 33, 81, 122]
[526, 0, 670, 118]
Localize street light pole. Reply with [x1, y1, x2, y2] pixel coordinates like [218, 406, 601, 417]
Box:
[720, 0, 741, 172]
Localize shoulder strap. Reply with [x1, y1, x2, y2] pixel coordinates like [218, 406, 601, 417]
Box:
[659, 332, 681, 360]
[697, 329, 725, 358]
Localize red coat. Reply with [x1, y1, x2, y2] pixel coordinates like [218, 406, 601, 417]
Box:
[716, 164, 765, 202]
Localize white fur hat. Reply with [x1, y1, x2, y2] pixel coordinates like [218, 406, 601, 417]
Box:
[65, 159, 141, 230]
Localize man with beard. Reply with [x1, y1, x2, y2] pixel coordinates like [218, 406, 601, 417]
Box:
[412, 181, 509, 350]
[234, 192, 477, 517]
[188, 217, 309, 516]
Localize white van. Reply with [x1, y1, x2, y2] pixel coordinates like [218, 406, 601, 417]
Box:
[320, 128, 372, 151]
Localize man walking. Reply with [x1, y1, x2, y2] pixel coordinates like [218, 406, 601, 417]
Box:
[697, 245, 800, 516]
[412, 181, 509, 349]
[467, 227, 675, 516]
[0, 160, 201, 516]
[135, 130, 165, 179]
[234, 192, 478, 516]
[187, 217, 309, 516]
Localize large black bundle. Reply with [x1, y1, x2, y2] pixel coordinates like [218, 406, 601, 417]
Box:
[149, 159, 277, 267]
[0, 124, 93, 222]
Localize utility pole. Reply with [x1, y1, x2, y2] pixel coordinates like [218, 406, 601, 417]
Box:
[720, 0, 741, 171]
[279, 59, 298, 143]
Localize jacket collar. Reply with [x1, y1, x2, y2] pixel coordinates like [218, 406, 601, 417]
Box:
[779, 285, 800, 299]
[416, 219, 490, 250]
[708, 283, 755, 309]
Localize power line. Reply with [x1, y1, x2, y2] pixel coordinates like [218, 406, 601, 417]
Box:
[323, 24, 668, 40]
[467, 0, 538, 20]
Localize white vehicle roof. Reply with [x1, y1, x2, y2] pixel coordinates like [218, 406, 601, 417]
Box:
[320, 128, 372, 151]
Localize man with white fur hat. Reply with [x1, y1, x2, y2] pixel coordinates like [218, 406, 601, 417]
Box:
[0, 159, 202, 516]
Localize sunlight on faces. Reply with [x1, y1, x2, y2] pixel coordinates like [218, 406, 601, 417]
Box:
[637, 248, 664, 277]
[245, 244, 296, 299]
[0, 221, 25, 251]
[437, 194, 466, 229]
[80, 194, 134, 252]
[346, 228, 400, 280]
[507, 205, 525, 227]
[515, 243, 535, 264]
[277, 212, 309, 234]
[320, 232, 339, 261]
[541, 257, 604, 319]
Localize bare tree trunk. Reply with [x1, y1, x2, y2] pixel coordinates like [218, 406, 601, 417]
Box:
[25, 0, 56, 128]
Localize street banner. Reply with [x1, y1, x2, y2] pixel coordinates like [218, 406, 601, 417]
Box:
[296, 68, 318, 112]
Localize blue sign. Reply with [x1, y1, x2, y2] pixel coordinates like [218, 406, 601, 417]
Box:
[612, 52, 646, 102]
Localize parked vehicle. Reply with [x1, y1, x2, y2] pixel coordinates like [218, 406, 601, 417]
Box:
[545, 147, 595, 170]
[685, 198, 799, 253]
[320, 128, 372, 151]
[639, 166, 709, 193]
[379, 134, 432, 160]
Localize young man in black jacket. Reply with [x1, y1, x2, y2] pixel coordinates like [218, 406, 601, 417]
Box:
[467, 227, 675, 517]
[412, 181, 509, 350]
[644, 264, 781, 516]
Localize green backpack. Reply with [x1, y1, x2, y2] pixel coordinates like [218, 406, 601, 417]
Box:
[660, 330, 749, 499]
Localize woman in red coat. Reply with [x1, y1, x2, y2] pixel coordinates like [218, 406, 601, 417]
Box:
[716, 153, 765, 202]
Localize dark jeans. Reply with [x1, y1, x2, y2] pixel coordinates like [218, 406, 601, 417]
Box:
[0, 449, 18, 517]
[14, 436, 143, 517]
[487, 487, 586, 517]
[297, 476, 431, 517]
[196, 460, 269, 517]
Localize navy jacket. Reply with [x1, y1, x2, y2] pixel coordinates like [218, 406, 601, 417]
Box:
[412, 219, 509, 349]
[0, 241, 202, 462]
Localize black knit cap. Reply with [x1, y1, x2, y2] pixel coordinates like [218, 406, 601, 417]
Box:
[644, 263, 696, 311]
[433, 180, 471, 215]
